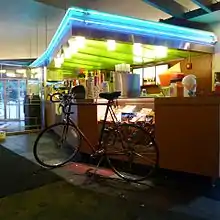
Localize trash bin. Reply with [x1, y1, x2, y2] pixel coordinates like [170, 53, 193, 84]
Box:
[24, 95, 41, 130]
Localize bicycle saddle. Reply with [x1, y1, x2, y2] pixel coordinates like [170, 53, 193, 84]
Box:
[99, 91, 121, 100]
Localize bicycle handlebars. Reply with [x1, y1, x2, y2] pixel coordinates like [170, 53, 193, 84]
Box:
[49, 93, 75, 115]
[49, 93, 62, 103]
[49, 92, 118, 115]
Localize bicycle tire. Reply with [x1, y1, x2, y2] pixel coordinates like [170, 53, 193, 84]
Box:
[104, 123, 159, 182]
[33, 122, 81, 168]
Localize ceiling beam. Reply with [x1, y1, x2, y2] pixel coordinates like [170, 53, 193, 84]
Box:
[191, 0, 212, 13]
[142, 0, 186, 18]
[161, 2, 220, 29]
[160, 17, 210, 30]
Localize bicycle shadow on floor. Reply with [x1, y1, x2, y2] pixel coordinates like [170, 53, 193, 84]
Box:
[78, 168, 215, 211]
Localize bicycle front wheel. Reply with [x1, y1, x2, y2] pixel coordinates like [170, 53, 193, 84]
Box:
[33, 122, 81, 168]
[104, 123, 159, 182]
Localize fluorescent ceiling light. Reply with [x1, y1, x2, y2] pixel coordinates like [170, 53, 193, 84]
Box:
[75, 36, 86, 48]
[133, 43, 143, 56]
[54, 57, 62, 68]
[154, 46, 168, 58]
[68, 38, 79, 54]
[133, 56, 143, 63]
[107, 40, 116, 51]
[16, 69, 26, 74]
[6, 72, 16, 77]
[63, 46, 72, 59]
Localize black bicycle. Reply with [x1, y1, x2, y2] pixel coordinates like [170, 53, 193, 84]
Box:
[33, 91, 159, 182]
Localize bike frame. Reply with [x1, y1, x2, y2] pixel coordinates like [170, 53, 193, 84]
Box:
[63, 100, 119, 153]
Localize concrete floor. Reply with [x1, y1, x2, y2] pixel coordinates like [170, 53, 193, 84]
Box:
[1, 134, 220, 219]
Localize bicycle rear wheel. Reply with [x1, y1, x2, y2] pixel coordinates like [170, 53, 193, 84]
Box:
[33, 122, 81, 168]
[104, 123, 159, 182]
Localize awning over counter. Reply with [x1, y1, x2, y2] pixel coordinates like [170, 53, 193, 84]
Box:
[30, 7, 217, 68]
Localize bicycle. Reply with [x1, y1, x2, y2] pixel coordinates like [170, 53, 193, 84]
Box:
[33, 91, 159, 182]
[137, 116, 155, 140]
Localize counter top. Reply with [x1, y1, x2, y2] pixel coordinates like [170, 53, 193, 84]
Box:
[155, 96, 220, 105]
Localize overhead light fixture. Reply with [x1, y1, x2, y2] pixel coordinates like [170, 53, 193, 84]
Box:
[75, 36, 86, 48]
[54, 57, 62, 68]
[133, 56, 143, 63]
[133, 43, 143, 56]
[63, 46, 72, 59]
[68, 38, 79, 54]
[154, 46, 168, 58]
[6, 71, 16, 77]
[71, 47, 78, 54]
[145, 49, 156, 59]
[57, 53, 64, 64]
[0, 69, 6, 73]
[107, 40, 116, 51]
[143, 58, 153, 63]
[16, 69, 26, 74]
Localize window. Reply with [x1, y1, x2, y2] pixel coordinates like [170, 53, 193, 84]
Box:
[133, 64, 168, 86]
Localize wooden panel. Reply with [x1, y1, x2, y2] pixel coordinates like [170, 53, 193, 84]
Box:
[77, 102, 99, 154]
[155, 97, 220, 177]
[180, 54, 213, 94]
[169, 54, 213, 94]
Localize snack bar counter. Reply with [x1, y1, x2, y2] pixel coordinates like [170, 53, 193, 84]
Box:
[155, 96, 220, 178]
[45, 97, 154, 153]
[45, 95, 220, 178]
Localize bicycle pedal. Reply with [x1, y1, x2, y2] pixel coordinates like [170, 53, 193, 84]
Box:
[91, 149, 105, 158]
[85, 168, 95, 176]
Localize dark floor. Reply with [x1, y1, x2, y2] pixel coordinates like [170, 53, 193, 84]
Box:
[0, 134, 220, 219]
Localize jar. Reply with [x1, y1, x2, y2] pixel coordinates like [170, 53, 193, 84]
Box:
[141, 88, 147, 96]
[170, 78, 184, 97]
[214, 72, 220, 94]
[215, 82, 220, 93]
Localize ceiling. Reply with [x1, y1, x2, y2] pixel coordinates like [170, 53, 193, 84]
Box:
[190, 9, 220, 22]
[49, 38, 203, 73]
[0, 0, 220, 62]
[0, 0, 65, 60]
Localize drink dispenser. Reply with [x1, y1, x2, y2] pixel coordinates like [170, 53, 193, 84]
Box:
[113, 72, 140, 98]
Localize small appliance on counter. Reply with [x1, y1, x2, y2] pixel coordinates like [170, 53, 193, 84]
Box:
[114, 63, 140, 98]
[214, 72, 220, 94]
[182, 74, 197, 97]
[170, 74, 185, 97]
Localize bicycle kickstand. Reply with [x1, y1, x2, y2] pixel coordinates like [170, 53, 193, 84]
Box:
[85, 156, 104, 181]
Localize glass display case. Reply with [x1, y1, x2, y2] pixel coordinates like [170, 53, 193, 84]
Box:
[97, 98, 155, 123]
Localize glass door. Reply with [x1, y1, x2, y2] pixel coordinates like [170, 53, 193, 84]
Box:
[0, 81, 4, 119]
[5, 79, 20, 120]
[0, 79, 27, 121]
[18, 79, 26, 120]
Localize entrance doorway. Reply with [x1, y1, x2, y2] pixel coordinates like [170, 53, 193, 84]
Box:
[0, 78, 26, 131]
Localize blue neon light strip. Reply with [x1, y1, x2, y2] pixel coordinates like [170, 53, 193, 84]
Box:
[69, 18, 212, 44]
[30, 7, 217, 68]
[69, 8, 215, 40]
[30, 9, 73, 67]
